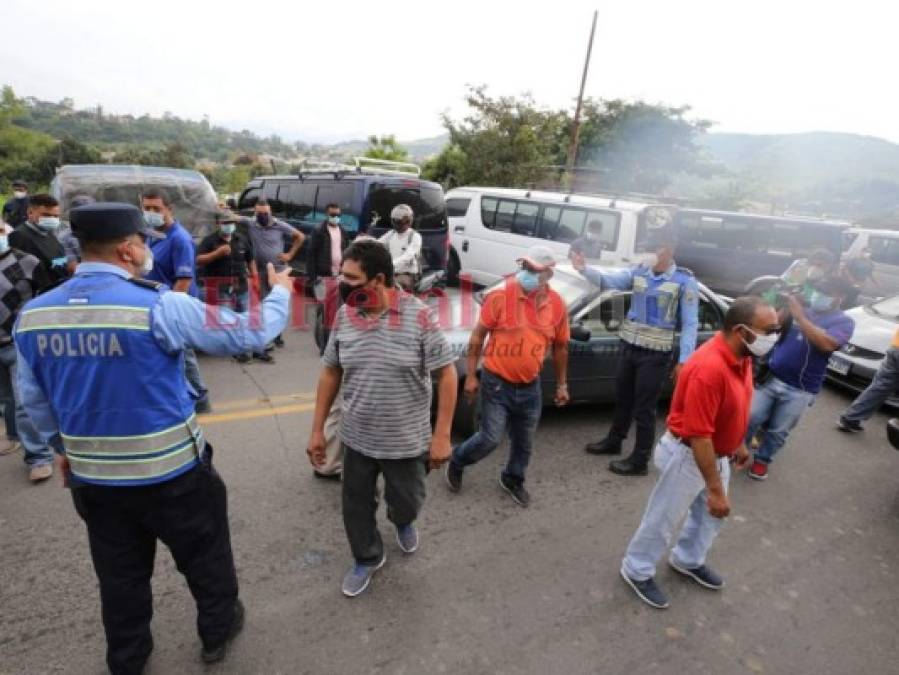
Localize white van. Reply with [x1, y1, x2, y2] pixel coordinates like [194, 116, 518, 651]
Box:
[842, 227, 899, 301]
[445, 187, 676, 286]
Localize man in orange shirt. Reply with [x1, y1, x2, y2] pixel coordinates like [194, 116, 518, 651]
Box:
[620, 297, 779, 609]
[445, 246, 570, 507]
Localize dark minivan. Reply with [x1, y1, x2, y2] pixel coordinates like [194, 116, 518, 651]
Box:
[673, 209, 851, 296]
[236, 159, 449, 274]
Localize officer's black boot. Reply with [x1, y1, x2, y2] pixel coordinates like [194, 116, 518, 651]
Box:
[609, 449, 650, 476]
[584, 436, 622, 455]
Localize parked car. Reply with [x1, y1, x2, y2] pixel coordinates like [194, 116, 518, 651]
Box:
[444, 264, 730, 437]
[673, 209, 851, 298]
[236, 158, 449, 276]
[826, 294, 899, 407]
[50, 164, 219, 239]
[445, 187, 677, 287]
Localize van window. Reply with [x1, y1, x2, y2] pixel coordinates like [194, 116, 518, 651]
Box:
[367, 183, 447, 232]
[537, 206, 561, 239]
[237, 186, 260, 210]
[262, 181, 289, 216]
[557, 208, 586, 242]
[446, 198, 471, 217]
[282, 183, 317, 222]
[513, 202, 539, 236]
[869, 236, 899, 266]
[481, 197, 498, 228]
[495, 200, 516, 232]
[314, 182, 359, 230]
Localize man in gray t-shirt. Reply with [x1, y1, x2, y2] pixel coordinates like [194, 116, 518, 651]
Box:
[307, 240, 457, 598]
[246, 199, 304, 347]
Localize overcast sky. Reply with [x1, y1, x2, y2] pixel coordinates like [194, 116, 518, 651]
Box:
[2, 0, 894, 144]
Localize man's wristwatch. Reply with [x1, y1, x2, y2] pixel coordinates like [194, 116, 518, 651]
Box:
[556, 383, 568, 390]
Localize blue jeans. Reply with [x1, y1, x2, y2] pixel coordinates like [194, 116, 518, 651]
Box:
[843, 347, 899, 423]
[451, 369, 542, 486]
[622, 433, 731, 581]
[0, 343, 53, 466]
[745, 376, 815, 465]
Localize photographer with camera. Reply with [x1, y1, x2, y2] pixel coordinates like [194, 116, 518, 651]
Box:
[744, 275, 855, 481]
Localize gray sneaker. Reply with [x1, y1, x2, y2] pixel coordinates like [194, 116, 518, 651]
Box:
[620, 569, 670, 609]
[668, 559, 725, 590]
[396, 524, 419, 554]
[341, 553, 387, 598]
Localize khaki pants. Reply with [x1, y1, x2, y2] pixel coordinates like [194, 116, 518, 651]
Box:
[317, 394, 343, 476]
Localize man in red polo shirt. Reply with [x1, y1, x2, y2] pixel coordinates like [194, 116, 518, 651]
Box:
[445, 245, 570, 507]
[619, 296, 779, 609]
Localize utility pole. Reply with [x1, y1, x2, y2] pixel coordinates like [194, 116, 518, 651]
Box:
[565, 10, 598, 188]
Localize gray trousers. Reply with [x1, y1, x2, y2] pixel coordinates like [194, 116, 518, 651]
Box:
[184, 348, 209, 402]
[342, 446, 427, 565]
[843, 346, 899, 422]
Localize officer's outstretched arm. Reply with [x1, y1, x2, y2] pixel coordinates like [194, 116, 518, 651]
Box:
[678, 279, 701, 363]
[579, 265, 634, 291]
[151, 286, 291, 357]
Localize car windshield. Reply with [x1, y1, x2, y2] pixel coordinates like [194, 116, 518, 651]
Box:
[870, 295, 899, 320]
[479, 266, 592, 312]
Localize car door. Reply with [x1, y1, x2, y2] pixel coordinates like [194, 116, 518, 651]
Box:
[547, 291, 632, 403]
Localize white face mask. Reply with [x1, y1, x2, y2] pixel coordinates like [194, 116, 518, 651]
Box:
[13, 191, 26, 200]
[739, 325, 778, 357]
[37, 216, 61, 231]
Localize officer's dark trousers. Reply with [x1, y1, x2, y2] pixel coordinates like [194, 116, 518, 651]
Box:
[608, 342, 673, 465]
[342, 446, 427, 565]
[71, 456, 238, 675]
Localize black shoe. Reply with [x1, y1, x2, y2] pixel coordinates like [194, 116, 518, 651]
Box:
[620, 569, 669, 609]
[445, 462, 463, 492]
[609, 456, 648, 476]
[499, 474, 530, 507]
[200, 599, 245, 664]
[194, 398, 212, 415]
[273, 335, 285, 348]
[253, 351, 274, 363]
[232, 353, 251, 364]
[836, 417, 863, 433]
[668, 559, 725, 590]
[584, 437, 622, 455]
[313, 470, 341, 481]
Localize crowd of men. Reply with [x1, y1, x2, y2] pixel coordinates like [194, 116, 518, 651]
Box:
[2, 183, 896, 674]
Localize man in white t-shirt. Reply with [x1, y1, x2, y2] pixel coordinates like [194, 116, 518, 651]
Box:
[378, 204, 422, 291]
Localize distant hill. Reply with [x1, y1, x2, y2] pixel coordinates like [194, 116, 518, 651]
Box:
[327, 134, 449, 162]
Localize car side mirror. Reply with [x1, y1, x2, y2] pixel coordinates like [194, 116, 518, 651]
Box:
[570, 324, 592, 342]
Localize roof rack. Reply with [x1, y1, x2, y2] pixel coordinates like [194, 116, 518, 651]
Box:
[297, 156, 422, 180]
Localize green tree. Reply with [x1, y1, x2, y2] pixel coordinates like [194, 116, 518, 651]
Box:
[33, 136, 102, 184]
[0, 85, 56, 190]
[427, 86, 567, 188]
[364, 135, 410, 162]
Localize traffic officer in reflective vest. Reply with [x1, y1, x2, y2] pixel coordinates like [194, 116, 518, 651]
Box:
[572, 228, 699, 476]
[14, 203, 292, 674]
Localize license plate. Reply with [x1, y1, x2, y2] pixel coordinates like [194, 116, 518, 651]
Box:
[828, 356, 851, 376]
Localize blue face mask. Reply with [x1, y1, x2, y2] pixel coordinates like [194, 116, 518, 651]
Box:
[143, 211, 165, 229]
[516, 269, 540, 293]
[0, 235, 9, 253]
[220, 223, 236, 236]
[810, 291, 835, 313]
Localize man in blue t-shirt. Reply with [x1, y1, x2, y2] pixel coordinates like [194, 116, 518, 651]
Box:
[141, 189, 211, 413]
[744, 276, 855, 480]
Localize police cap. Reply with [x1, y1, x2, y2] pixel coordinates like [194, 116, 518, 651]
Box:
[70, 202, 165, 242]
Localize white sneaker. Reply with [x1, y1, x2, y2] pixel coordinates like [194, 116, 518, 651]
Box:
[29, 464, 53, 483]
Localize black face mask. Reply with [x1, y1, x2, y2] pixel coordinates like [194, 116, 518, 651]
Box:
[339, 281, 370, 307]
[256, 213, 271, 226]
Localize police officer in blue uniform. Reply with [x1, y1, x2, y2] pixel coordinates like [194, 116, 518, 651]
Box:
[14, 203, 292, 674]
[572, 228, 699, 476]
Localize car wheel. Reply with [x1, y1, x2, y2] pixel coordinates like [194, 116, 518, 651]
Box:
[446, 249, 460, 287]
[452, 381, 480, 439]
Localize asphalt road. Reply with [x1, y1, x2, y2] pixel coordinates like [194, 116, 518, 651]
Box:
[3, 319, 899, 675]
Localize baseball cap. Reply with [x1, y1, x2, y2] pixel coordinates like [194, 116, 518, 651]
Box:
[517, 245, 557, 272]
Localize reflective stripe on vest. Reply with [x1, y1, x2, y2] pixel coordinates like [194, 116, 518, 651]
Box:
[66, 439, 201, 482]
[61, 414, 201, 455]
[619, 318, 676, 352]
[17, 305, 151, 332]
[62, 415, 203, 482]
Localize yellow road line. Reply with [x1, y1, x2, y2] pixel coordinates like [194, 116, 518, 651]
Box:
[199, 402, 315, 425]
[208, 392, 316, 412]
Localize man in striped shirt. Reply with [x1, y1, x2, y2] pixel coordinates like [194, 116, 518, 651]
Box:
[307, 240, 458, 598]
